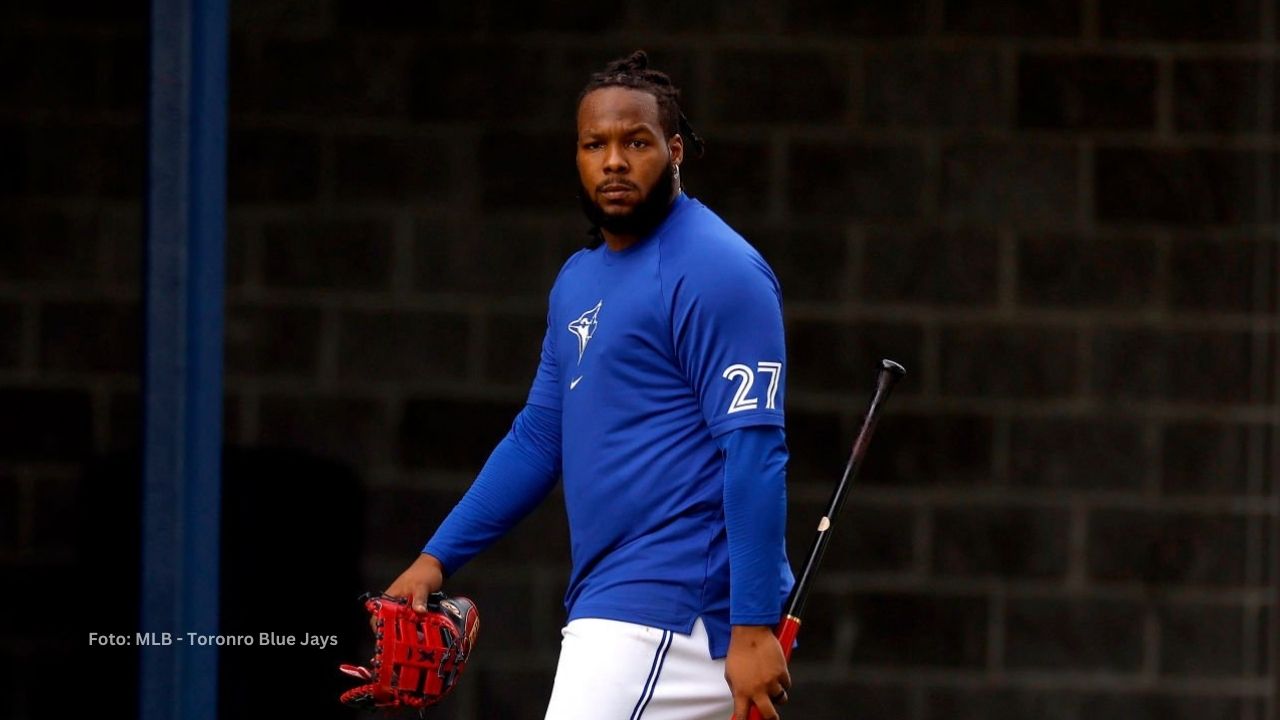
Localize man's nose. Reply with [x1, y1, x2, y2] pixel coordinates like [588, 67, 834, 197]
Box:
[603, 144, 628, 173]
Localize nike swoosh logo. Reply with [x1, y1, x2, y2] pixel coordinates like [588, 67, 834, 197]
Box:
[570, 376, 583, 390]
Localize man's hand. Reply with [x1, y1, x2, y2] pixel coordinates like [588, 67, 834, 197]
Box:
[724, 625, 790, 720]
[383, 553, 445, 612]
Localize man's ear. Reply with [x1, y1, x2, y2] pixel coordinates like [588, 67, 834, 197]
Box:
[668, 133, 685, 168]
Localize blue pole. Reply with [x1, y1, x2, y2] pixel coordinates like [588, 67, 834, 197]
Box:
[141, 0, 227, 718]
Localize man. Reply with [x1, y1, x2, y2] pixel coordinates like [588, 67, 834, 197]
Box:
[384, 50, 794, 720]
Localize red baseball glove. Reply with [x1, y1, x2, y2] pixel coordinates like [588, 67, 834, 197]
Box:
[339, 591, 479, 712]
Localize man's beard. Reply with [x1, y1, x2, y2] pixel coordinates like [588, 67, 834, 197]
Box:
[578, 166, 675, 244]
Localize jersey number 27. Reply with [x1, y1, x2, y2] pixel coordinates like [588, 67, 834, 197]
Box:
[722, 361, 782, 414]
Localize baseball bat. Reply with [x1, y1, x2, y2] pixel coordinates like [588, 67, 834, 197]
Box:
[742, 358, 906, 720]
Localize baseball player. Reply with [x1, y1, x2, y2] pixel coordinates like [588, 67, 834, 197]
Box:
[384, 50, 794, 720]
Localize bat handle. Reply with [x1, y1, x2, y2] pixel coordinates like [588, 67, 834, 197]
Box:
[775, 616, 799, 663]
[736, 616, 801, 720]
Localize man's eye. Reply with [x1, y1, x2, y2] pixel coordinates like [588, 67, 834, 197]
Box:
[583, 142, 603, 150]
[629, 140, 648, 149]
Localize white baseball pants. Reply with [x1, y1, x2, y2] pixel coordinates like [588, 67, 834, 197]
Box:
[544, 617, 734, 720]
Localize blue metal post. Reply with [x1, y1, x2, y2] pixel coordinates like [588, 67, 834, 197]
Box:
[141, 0, 227, 718]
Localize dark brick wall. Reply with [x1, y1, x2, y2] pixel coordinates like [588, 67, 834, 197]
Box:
[2, 1, 1277, 719]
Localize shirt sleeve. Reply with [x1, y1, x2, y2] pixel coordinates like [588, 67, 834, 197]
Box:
[669, 247, 787, 437]
[423, 402, 562, 575]
[719, 425, 794, 625]
[526, 306, 561, 411]
[528, 257, 579, 411]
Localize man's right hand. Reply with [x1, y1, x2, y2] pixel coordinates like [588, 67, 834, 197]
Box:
[383, 553, 446, 612]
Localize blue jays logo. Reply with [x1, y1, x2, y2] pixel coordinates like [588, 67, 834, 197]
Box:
[567, 301, 602, 364]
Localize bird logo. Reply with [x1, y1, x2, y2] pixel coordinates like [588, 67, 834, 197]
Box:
[567, 301, 602, 364]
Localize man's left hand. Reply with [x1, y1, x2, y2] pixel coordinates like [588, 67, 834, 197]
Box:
[724, 625, 790, 720]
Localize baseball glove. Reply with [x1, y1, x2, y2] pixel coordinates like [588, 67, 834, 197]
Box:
[339, 591, 479, 712]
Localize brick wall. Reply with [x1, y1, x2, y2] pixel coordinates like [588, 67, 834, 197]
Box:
[1, 1, 1276, 719]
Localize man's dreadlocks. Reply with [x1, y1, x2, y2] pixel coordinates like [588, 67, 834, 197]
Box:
[577, 50, 706, 158]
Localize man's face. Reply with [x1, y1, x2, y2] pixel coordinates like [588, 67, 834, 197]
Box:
[576, 86, 684, 237]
